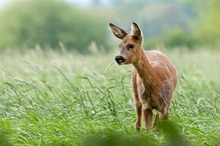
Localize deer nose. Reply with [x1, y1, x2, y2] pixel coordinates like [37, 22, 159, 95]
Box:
[115, 56, 126, 64]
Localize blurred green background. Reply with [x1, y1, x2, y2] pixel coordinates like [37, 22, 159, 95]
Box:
[0, 1, 220, 145]
[0, 0, 219, 52]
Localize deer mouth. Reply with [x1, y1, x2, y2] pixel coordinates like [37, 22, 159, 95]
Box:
[115, 56, 126, 65]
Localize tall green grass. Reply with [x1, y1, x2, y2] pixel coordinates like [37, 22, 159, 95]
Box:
[0, 48, 219, 145]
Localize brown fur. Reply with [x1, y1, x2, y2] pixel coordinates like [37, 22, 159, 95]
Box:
[109, 22, 177, 131]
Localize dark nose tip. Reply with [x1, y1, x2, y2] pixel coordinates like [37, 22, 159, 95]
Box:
[115, 56, 126, 64]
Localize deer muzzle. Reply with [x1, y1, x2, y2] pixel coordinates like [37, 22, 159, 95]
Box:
[115, 55, 126, 65]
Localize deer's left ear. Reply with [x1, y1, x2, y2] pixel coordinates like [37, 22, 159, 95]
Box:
[131, 22, 142, 39]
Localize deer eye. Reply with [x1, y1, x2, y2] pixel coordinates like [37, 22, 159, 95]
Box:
[128, 44, 135, 49]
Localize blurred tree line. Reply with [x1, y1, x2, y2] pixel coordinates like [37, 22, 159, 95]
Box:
[0, 0, 219, 52]
[0, 0, 110, 53]
[109, 0, 220, 49]
[192, 0, 220, 47]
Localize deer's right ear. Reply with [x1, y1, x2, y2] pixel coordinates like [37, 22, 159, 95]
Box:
[109, 23, 127, 39]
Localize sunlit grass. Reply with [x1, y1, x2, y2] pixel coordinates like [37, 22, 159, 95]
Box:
[0, 48, 219, 145]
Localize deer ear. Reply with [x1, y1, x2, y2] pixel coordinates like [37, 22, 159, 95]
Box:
[109, 23, 127, 39]
[131, 22, 142, 39]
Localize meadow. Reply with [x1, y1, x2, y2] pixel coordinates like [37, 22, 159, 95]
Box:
[0, 47, 219, 146]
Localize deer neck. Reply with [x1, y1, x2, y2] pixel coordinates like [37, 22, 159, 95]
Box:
[133, 50, 162, 95]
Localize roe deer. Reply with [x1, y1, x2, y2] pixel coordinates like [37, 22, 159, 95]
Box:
[109, 22, 178, 131]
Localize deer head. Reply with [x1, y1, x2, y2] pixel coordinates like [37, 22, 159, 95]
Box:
[109, 22, 143, 65]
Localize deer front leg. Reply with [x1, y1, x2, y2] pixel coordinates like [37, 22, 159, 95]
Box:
[159, 107, 170, 120]
[162, 108, 169, 120]
[154, 108, 169, 128]
[132, 71, 143, 131]
[135, 102, 142, 131]
[143, 108, 153, 132]
[153, 112, 162, 130]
